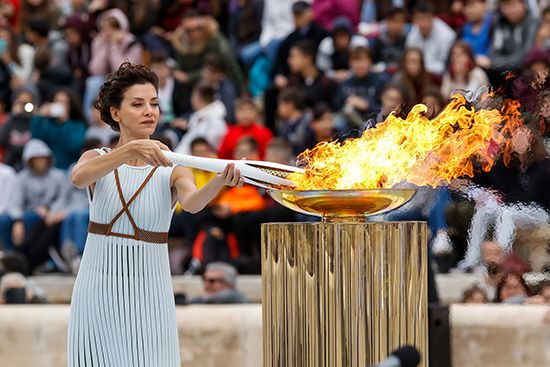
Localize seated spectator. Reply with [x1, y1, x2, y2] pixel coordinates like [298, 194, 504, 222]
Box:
[31, 88, 87, 170]
[371, 7, 409, 75]
[0, 162, 17, 250]
[84, 99, 119, 147]
[0, 86, 39, 170]
[84, 8, 142, 120]
[334, 46, 389, 129]
[0, 252, 30, 276]
[441, 41, 489, 99]
[0, 272, 48, 303]
[149, 51, 191, 129]
[365, 83, 410, 129]
[13, 139, 100, 274]
[187, 262, 248, 304]
[19, 0, 62, 31]
[460, 285, 488, 303]
[535, 280, 550, 304]
[522, 47, 550, 86]
[287, 40, 336, 108]
[228, 0, 262, 54]
[406, 3, 456, 79]
[169, 138, 219, 262]
[463, 127, 550, 268]
[0, 26, 35, 88]
[277, 87, 311, 155]
[494, 271, 531, 304]
[462, 0, 493, 68]
[535, 6, 550, 50]
[0, 139, 69, 251]
[440, 0, 467, 33]
[272, 1, 329, 82]
[316, 16, 369, 82]
[232, 138, 296, 265]
[172, 10, 244, 93]
[32, 48, 73, 102]
[195, 137, 267, 268]
[217, 98, 273, 160]
[88, 8, 143, 77]
[201, 53, 237, 123]
[490, 0, 539, 69]
[174, 82, 227, 155]
[392, 48, 434, 105]
[312, 0, 360, 31]
[421, 87, 447, 119]
[60, 14, 93, 95]
[24, 14, 67, 68]
[305, 103, 338, 149]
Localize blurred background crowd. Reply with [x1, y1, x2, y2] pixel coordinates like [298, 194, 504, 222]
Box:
[0, 0, 550, 307]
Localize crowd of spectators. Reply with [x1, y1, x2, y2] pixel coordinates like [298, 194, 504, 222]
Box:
[0, 0, 549, 306]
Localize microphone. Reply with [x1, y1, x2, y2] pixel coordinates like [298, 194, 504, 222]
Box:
[375, 345, 421, 367]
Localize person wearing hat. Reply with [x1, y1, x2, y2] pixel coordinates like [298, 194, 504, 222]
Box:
[316, 16, 368, 82]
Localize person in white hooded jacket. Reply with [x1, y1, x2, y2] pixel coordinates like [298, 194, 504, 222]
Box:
[174, 83, 228, 155]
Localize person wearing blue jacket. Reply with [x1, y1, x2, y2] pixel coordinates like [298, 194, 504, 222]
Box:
[31, 88, 87, 170]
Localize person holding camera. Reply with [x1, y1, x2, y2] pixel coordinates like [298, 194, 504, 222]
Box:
[31, 88, 87, 170]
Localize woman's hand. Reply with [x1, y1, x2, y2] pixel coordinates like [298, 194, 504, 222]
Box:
[126, 139, 172, 167]
[213, 163, 244, 188]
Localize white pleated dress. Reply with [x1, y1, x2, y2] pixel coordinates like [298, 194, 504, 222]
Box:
[68, 148, 180, 366]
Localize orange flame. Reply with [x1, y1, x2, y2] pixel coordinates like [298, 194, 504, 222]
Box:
[289, 94, 524, 190]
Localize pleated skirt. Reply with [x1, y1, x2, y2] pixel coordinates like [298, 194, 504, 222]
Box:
[67, 234, 180, 367]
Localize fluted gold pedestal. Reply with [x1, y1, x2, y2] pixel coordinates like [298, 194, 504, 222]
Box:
[262, 221, 428, 367]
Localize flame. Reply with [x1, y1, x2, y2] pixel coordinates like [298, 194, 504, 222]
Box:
[289, 93, 524, 190]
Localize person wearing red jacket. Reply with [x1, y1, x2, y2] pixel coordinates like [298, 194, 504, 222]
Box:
[217, 98, 272, 159]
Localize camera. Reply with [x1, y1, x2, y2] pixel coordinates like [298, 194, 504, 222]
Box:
[49, 102, 66, 118]
[4, 287, 27, 304]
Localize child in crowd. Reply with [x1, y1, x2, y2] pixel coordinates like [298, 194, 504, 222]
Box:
[334, 46, 389, 129]
[305, 103, 337, 149]
[201, 53, 238, 123]
[174, 82, 228, 154]
[462, 0, 493, 67]
[277, 87, 311, 155]
[217, 98, 272, 159]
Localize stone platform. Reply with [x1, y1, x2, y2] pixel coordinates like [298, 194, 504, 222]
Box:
[0, 304, 549, 367]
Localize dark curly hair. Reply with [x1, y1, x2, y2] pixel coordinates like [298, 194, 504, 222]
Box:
[94, 62, 159, 132]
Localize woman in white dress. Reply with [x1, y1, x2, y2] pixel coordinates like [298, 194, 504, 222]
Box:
[67, 62, 243, 366]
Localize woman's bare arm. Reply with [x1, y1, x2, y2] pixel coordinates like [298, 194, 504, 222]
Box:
[171, 163, 242, 214]
[71, 139, 171, 189]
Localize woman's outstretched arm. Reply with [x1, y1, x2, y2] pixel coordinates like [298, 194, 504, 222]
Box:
[172, 163, 242, 214]
[71, 139, 171, 189]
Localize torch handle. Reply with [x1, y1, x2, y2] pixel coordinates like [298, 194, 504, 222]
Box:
[163, 151, 296, 188]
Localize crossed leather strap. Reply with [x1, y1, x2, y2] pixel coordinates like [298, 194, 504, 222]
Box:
[88, 167, 169, 244]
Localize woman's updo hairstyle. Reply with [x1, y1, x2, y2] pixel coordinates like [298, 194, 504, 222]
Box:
[94, 62, 159, 131]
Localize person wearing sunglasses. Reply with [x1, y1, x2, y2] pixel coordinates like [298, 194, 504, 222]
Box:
[188, 262, 248, 304]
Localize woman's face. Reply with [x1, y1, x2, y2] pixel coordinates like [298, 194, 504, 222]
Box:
[465, 290, 487, 304]
[111, 83, 160, 137]
[500, 274, 527, 301]
[405, 51, 422, 78]
[381, 88, 404, 113]
[451, 46, 470, 74]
